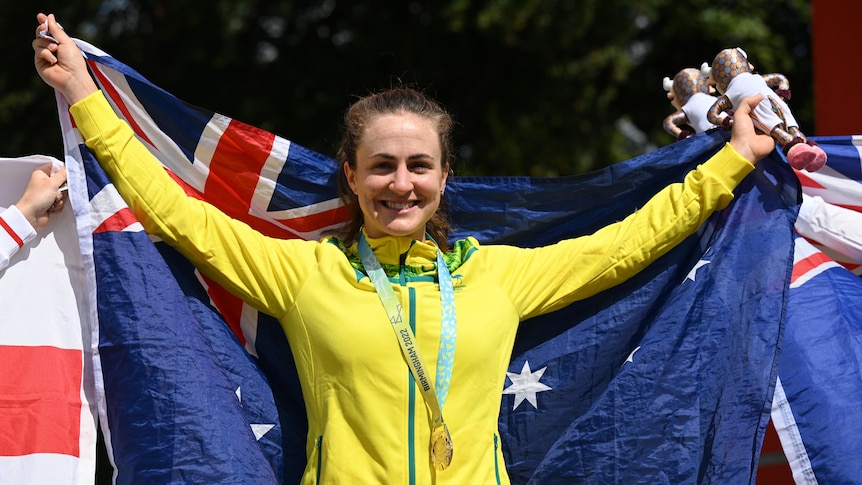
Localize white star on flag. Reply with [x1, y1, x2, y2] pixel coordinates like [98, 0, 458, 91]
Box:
[235, 387, 275, 440]
[623, 345, 641, 366]
[686, 259, 710, 282]
[503, 360, 552, 410]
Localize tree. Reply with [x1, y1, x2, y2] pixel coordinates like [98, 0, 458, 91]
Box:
[2, 0, 812, 176]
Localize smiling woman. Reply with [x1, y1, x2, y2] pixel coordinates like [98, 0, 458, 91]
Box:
[33, 11, 779, 484]
[337, 87, 454, 248]
[344, 110, 448, 242]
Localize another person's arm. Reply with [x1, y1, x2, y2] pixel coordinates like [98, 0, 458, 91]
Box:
[797, 193, 862, 263]
[1, 164, 67, 270]
[0, 206, 35, 271]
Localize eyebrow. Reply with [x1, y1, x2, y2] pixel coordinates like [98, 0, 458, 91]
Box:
[368, 152, 436, 161]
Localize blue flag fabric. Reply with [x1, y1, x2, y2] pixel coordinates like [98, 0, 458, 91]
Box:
[450, 135, 799, 483]
[773, 236, 862, 484]
[770, 137, 862, 485]
[69, 137, 283, 483]
[59, 39, 801, 484]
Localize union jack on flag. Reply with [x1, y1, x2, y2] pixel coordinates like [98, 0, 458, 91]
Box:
[794, 136, 862, 275]
[77, 39, 350, 353]
[770, 138, 862, 484]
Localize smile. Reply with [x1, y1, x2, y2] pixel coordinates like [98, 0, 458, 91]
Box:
[383, 201, 418, 210]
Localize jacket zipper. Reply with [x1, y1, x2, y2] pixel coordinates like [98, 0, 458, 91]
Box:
[400, 252, 418, 485]
[316, 435, 323, 484]
[494, 434, 502, 485]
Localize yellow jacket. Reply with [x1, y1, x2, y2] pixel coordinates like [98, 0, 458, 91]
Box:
[71, 91, 753, 484]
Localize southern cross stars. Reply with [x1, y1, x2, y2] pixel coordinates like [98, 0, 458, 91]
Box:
[503, 360, 552, 410]
[686, 259, 710, 282]
[236, 387, 275, 440]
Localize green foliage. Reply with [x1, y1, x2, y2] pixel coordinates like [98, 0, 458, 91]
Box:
[2, 0, 812, 176]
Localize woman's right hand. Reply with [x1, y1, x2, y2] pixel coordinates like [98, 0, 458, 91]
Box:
[32, 13, 99, 105]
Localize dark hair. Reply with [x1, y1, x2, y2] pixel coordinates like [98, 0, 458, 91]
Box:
[335, 87, 455, 250]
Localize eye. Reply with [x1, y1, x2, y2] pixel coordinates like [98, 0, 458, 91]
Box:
[370, 160, 394, 171]
[409, 160, 434, 173]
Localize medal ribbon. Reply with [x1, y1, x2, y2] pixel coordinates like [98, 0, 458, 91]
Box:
[358, 232, 456, 469]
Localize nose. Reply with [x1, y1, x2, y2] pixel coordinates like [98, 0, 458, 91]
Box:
[390, 164, 413, 193]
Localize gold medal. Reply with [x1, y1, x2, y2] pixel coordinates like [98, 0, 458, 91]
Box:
[430, 422, 453, 470]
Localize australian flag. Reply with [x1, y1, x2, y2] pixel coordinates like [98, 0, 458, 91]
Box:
[57, 39, 809, 484]
[450, 135, 799, 483]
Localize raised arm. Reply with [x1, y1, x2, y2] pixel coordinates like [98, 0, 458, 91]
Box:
[32, 13, 318, 317]
[490, 94, 775, 319]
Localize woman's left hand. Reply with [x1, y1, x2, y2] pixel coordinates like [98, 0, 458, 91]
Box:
[729, 95, 777, 165]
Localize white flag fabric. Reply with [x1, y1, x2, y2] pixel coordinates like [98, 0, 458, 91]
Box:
[0, 156, 98, 484]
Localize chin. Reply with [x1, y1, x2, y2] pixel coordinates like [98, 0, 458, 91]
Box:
[386, 220, 428, 238]
[388, 227, 424, 239]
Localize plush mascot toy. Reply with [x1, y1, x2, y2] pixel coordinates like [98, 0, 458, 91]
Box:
[662, 66, 726, 140]
[705, 47, 826, 171]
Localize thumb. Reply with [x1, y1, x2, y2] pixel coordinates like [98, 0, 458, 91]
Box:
[46, 14, 72, 44]
[735, 94, 763, 118]
[51, 166, 68, 186]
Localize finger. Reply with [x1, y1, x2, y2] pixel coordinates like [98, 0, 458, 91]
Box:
[35, 13, 48, 37]
[738, 94, 763, 117]
[52, 167, 68, 187]
[32, 37, 58, 51]
[47, 14, 72, 44]
[36, 163, 53, 176]
[733, 98, 751, 118]
[33, 38, 58, 65]
[50, 165, 67, 178]
[38, 50, 58, 66]
[48, 196, 66, 213]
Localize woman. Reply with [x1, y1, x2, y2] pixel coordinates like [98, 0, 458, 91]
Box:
[34, 13, 775, 484]
[1, 163, 67, 271]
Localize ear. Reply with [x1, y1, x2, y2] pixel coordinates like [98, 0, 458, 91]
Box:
[440, 163, 450, 194]
[343, 162, 357, 194]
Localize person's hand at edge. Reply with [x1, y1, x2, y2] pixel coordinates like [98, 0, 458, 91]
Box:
[33, 13, 99, 105]
[16, 164, 68, 231]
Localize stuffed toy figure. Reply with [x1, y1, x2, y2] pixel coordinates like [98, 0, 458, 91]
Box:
[662, 66, 725, 140]
[705, 47, 826, 171]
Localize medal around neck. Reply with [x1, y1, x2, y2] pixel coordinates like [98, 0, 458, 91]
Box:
[431, 422, 453, 470]
[357, 232, 457, 471]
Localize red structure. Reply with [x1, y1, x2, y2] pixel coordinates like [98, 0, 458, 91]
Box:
[757, 422, 793, 483]
[813, 0, 862, 135]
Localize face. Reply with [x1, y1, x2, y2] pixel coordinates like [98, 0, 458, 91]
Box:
[344, 112, 448, 241]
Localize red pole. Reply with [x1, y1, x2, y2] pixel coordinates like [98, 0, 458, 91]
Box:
[812, 0, 862, 135]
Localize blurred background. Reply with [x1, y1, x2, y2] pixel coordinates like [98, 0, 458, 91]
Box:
[3, 0, 814, 177]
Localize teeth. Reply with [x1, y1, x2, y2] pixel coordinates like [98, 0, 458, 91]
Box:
[385, 201, 414, 210]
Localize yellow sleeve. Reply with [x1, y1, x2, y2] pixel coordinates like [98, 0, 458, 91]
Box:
[70, 91, 318, 318]
[483, 144, 754, 320]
